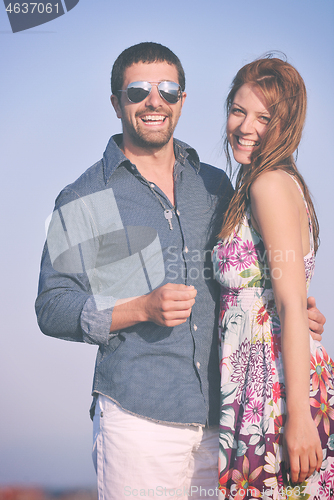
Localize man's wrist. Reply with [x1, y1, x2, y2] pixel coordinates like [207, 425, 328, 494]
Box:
[111, 295, 149, 331]
[135, 294, 149, 323]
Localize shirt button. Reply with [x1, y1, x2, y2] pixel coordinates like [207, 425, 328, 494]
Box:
[150, 183, 155, 188]
[184, 246, 189, 253]
[131, 165, 135, 170]
[196, 362, 201, 369]
[176, 209, 180, 216]
[193, 324, 198, 331]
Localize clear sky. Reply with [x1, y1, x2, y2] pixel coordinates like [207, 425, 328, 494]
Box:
[1, 0, 333, 489]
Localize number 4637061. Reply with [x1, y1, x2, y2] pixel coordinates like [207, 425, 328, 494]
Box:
[6, 3, 60, 14]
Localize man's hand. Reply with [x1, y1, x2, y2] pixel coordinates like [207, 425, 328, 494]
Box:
[110, 284, 197, 332]
[307, 296, 326, 341]
[143, 283, 197, 327]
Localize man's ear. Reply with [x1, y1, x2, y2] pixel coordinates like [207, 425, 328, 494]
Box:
[110, 94, 122, 119]
[180, 92, 187, 111]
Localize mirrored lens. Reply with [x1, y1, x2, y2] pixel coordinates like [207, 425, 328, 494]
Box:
[158, 81, 181, 103]
[127, 82, 151, 103]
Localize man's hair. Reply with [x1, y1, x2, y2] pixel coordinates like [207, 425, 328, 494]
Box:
[111, 42, 186, 96]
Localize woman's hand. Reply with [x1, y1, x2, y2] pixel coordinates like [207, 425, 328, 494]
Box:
[283, 411, 322, 484]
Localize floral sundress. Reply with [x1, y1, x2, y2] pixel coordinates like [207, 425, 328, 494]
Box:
[212, 177, 334, 499]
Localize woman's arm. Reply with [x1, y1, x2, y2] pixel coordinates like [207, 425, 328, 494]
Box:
[250, 169, 322, 484]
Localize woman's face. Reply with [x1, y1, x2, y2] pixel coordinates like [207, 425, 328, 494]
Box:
[226, 83, 271, 165]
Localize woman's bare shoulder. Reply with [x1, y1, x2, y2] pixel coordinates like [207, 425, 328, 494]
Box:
[250, 169, 299, 202]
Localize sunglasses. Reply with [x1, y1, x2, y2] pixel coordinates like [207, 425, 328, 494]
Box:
[119, 81, 183, 104]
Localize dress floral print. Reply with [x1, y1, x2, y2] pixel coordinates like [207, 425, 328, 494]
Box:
[212, 178, 334, 499]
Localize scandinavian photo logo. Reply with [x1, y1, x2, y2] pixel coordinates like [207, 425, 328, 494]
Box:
[3, 0, 80, 33]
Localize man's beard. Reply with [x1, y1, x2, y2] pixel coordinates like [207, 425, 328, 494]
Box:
[130, 125, 175, 149]
[129, 110, 177, 149]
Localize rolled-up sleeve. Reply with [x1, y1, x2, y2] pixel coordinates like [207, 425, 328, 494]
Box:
[81, 295, 117, 345]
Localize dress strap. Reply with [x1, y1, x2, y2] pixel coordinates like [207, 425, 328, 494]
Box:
[284, 171, 314, 253]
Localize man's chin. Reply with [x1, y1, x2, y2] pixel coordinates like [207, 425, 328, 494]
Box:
[133, 130, 174, 150]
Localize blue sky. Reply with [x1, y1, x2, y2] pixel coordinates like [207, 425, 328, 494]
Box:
[1, 0, 333, 489]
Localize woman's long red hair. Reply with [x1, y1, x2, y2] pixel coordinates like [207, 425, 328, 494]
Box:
[219, 56, 319, 253]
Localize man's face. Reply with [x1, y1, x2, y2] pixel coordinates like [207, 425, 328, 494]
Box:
[111, 62, 186, 151]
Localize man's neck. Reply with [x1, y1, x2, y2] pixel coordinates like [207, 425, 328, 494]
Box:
[121, 139, 176, 205]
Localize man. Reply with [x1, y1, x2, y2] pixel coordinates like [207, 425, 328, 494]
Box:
[36, 42, 325, 500]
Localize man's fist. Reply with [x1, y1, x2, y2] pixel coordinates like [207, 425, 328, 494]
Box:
[143, 284, 197, 327]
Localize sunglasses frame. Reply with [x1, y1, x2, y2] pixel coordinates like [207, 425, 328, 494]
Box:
[118, 80, 183, 104]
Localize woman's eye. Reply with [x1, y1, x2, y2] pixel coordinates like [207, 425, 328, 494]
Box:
[259, 115, 270, 124]
[231, 107, 244, 115]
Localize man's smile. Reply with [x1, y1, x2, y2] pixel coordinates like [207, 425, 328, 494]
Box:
[139, 114, 168, 125]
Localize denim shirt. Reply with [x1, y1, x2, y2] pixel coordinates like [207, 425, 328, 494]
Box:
[35, 135, 233, 426]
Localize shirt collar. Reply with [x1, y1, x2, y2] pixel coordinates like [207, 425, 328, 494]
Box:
[102, 134, 200, 184]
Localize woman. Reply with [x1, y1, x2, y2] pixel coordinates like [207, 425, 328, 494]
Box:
[212, 57, 334, 499]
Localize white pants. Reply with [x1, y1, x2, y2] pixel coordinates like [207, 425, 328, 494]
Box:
[92, 395, 219, 500]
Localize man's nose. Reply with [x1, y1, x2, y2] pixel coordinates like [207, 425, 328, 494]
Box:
[145, 84, 164, 107]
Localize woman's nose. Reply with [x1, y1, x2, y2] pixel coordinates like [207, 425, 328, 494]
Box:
[238, 115, 254, 134]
